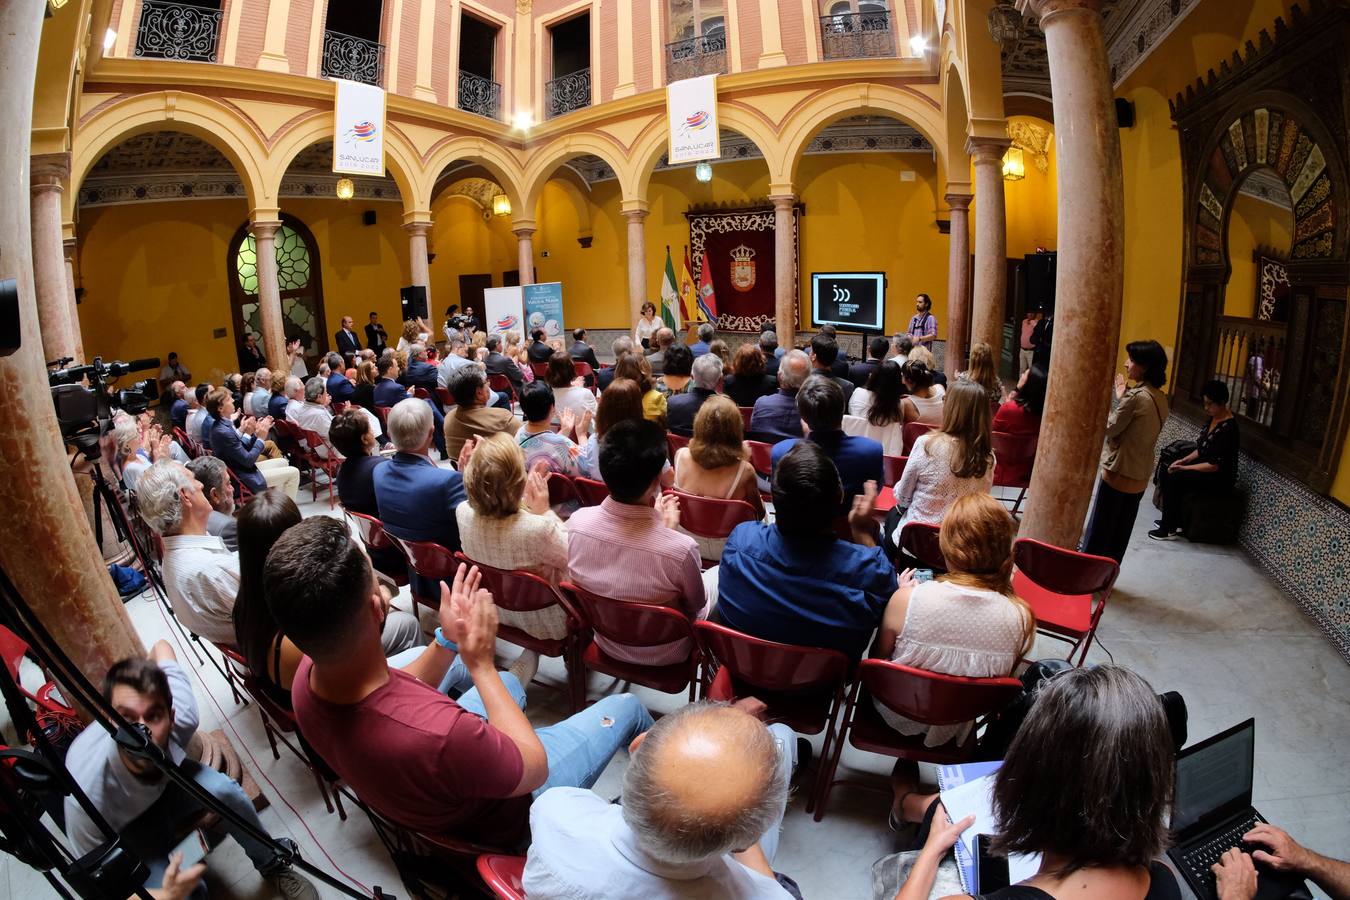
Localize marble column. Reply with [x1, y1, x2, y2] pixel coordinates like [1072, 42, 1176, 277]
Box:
[250, 216, 286, 369]
[944, 192, 973, 373]
[769, 193, 796, 348]
[0, 0, 143, 681]
[967, 136, 1011, 361]
[404, 219, 432, 312]
[30, 154, 76, 365]
[63, 237, 85, 363]
[623, 205, 649, 327]
[514, 225, 536, 286]
[1016, 0, 1125, 549]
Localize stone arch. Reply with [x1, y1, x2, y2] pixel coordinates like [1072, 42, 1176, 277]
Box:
[778, 83, 948, 187]
[521, 132, 630, 218]
[71, 91, 270, 215]
[419, 137, 528, 224]
[1191, 94, 1345, 267]
[266, 111, 421, 216]
[628, 102, 785, 201]
[943, 61, 972, 187]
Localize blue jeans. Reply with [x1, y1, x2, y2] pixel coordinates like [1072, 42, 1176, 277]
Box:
[457, 678, 653, 795]
[119, 759, 280, 894]
[385, 649, 478, 696]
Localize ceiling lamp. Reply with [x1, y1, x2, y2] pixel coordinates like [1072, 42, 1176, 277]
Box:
[987, 1, 1022, 45]
[513, 111, 534, 131]
[492, 193, 512, 217]
[1002, 147, 1026, 182]
[908, 35, 928, 54]
[335, 177, 355, 200]
[695, 162, 713, 183]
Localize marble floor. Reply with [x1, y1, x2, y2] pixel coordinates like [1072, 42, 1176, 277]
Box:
[3, 486, 1348, 899]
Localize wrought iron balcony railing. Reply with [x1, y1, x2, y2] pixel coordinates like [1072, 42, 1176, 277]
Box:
[545, 68, 591, 119]
[321, 29, 385, 86]
[665, 33, 728, 83]
[134, 0, 223, 63]
[458, 71, 502, 120]
[819, 11, 895, 60]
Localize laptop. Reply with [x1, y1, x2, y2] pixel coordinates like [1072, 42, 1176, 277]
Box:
[1167, 719, 1309, 900]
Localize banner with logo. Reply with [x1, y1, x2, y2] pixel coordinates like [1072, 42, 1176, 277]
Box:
[483, 286, 524, 338]
[687, 204, 799, 333]
[666, 74, 719, 164]
[523, 282, 565, 340]
[333, 79, 386, 176]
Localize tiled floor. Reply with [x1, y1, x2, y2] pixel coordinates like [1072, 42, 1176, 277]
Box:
[4, 487, 1348, 899]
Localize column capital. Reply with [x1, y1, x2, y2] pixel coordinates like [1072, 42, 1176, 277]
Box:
[250, 206, 281, 227]
[768, 184, 795, 200]
[511, 222, 537, 237]
[403, 220, 432, 238]
[620, 198, 649, 216]
[1015, 0, 1107, 24]
[944, 192, 974, 210]
[63, 237, 77, 261]
[31, 151, 70, 183]
[402, 209, 433, 227]
[966, 135, 1012, 164]
[768, 192, 796, 209]
[251, 220, 283, 240]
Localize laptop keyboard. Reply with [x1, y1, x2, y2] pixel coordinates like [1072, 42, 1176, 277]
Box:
[1183, 814, 1260, 887]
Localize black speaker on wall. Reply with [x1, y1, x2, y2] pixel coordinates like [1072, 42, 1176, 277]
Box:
[400, 285, 428, 320]
[1115, 98, 1136, 128]
[0, 279, 19, 357]
[362, 210, 377, 226]
[1024, 253, 1057, 315]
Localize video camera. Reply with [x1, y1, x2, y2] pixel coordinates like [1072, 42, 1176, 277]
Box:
[48, 356, 161, 457]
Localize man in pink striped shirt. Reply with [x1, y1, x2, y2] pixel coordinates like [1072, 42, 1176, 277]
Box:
[567, 419, 715, 666]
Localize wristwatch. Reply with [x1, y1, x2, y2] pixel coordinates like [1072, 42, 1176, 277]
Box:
[433, 627, 458, 652]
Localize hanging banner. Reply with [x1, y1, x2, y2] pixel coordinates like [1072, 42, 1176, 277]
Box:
[333, 79, 386, 176]
[523, 282, 565, 341]
[666, 74, 720, 164]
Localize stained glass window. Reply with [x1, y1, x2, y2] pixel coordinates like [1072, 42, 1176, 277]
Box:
[234, 225, 311, 295]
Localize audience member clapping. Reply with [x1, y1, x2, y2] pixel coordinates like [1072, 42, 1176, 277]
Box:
[544, 352, 597, 424]
[576, 378, 662, 481]
[517, 381, 588, 476]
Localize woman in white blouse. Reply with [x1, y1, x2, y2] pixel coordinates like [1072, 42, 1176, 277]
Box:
[871, 492, 1034, 826]
[544, 352, 598, 425]
[633, 301, 660, 350]
[889, 379, 994, 547]
[845, 360, 907, 457]
[900, 360, 945, 424]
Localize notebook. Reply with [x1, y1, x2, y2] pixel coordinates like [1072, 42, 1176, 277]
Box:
[937, 762, 1041, 894]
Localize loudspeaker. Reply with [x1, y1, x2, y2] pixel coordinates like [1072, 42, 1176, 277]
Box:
[1023, 253, 1057, 314]
[0, 279, 19, 357]
[400, 285, 428, 320]
[1115, 98, 1136, 128]
[362, 210, 377, 226]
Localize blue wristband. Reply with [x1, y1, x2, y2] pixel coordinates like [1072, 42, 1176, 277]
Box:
[433, 627, 458, 652]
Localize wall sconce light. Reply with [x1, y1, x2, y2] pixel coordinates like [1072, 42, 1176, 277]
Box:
[695, 162, 713, 183]
[1001, 147, 1025, 182]
[492, 194, 512, 217]
[335, 177, 355, 200]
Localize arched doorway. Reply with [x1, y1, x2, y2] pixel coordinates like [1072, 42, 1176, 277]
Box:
[227, 215, 329, 371]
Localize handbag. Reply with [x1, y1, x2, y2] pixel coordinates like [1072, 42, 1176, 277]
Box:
[1151, 439, 1196, 509]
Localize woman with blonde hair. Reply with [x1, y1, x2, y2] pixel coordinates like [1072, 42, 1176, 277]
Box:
[503, 330, 535, 382]
[889, 379, 995, 543]
[614, 351, 666, 426]
[906, 344, 947, 392]
[673, 396, 766, 557]
[396, 317, 430, 353]
[456, 433, 570, 678]
[963, 340, 1004, 407]
[350, 360, 380, 416]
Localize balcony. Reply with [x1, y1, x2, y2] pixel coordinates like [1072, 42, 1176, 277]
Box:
[458, 71, 502, 120]
[545, 69, 591, 119]
[819, 11, 895, 60]
[133, 0, 223, 63]
[666, 33, 728, 83]
[321, 29, 386, 87]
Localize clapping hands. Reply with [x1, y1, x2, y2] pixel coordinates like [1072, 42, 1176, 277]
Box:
[522, 461, 551, 515]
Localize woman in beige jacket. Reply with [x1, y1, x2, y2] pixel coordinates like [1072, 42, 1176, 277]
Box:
[1081, 340, 1170, 563]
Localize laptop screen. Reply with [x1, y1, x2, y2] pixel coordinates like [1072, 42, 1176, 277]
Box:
[1172, 719, 1255, 834]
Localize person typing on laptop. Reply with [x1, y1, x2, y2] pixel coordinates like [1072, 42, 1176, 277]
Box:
[1213, 826, 1350, 900]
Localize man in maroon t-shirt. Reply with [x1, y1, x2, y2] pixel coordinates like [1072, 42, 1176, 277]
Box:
[266, 517, 651, 848]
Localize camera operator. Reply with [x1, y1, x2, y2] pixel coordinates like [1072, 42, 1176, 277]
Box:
[63, 640, 318, 899]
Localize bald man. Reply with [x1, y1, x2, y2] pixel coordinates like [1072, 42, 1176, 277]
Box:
[523, 703, 798, 898]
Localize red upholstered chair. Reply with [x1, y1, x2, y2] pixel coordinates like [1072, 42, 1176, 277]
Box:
[270, 419, 310, 474]
[898, 521, 946, 571]
[330, 400, 349, 414]
[546, 472, 579, 519]
[345, 509, 409, 586]
[882, 454, 907, 486]
[487, 373, 516, 405]
[456, 553, 587, 711]
[563, 582, 701, 700]
[666, 431, 690, 461]
[298, 427, 341, 506]
[739, 406, 755, 431]
[530, 361, 550, 380]
[992, 431, 1038, 515]
[412, 387, 431, 400]
[435, 387, 455, 409]
[387, 536, 458, 612]
[664, 489, 759, 566]
[573, 360, 597, 394]
[375, 406, 392, 431]
[572, 476, 610, 507]
[901, 421, 938, 454]
[746, 440, 773, 477]
[477, 855, 527, 900]
[173, 427, 199, 459]
[359, 803, 515, 897]
[223, 465, 255, 505]
[0, 625, 79, 726]
[694, 621, 851, 812]
[1012, 538, 1118, 665]
[813, 660, 1022, 821]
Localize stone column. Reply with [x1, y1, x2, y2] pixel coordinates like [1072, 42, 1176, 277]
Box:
[769, 193, 797, 348]
[63, 236, 85, 363]
[945, 192, 973, 373]
[623, 203, 649, 327]
[967, 136, 1011, 360]
[514, 225, 536, 286]
[30, 154, 76, 365]
[403, 217, 432, 312]
[250, 215, 286, 369]
[0, 0, 143, 681]
[1016, 0, 1126, 549]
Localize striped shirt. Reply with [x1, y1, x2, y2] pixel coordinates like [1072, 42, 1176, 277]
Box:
[566, 497, 708, 665]
[907, 312, 937, 339]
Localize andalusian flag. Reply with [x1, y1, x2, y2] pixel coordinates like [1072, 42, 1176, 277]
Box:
[679, 247, 701, 323]
[696, 251, 718, 323]
[660, 246, 680, 331]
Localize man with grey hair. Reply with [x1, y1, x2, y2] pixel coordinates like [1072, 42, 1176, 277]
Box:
[667, 353, 725, 433]
[759, 331, 780, 379]
[750, 349, 811, 440]
[890, 332, 913, 364]
[690, 322, 715, 357]
[325, 351, 355, 404]
[524, 702, 798, 898]
[646, 327, 676, 375]
[185, 456, 238, 551]
[249, 367, 272, 417]
[403, 342, 442, 406]
[437, 337, 472, 387]
[598, 335, 633, 391]
[290, 376, 336, 458]
[443, 363, 519, 458]
[283, 376, 306, 422]
[137, 460, 240, 645]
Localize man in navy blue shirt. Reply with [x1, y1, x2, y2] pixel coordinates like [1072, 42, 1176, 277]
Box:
[688, 322, 714, 357]
[168, 381, 189, 432]
[325, 352, 355, 405]
[749, 349, 810, 441]
[717, 442, 897, 659]
[769, 375, 882, 504]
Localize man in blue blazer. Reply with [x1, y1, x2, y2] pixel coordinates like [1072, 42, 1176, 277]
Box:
[325, 352, 355, 405]
[402, 344, 443, 410]
[374, 355, 446, 458]
[204, 388, 300, 499]
[373, 398, 467, 599]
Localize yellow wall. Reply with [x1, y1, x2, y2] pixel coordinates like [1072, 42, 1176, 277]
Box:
[1223, 191, 1293, 318]
[1003, 117, 1058, 257]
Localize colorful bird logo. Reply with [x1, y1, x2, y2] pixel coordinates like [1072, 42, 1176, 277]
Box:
[682, 110, 711, 133]
[346, 120, 378, 143]
[495, 314, 519, 331]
